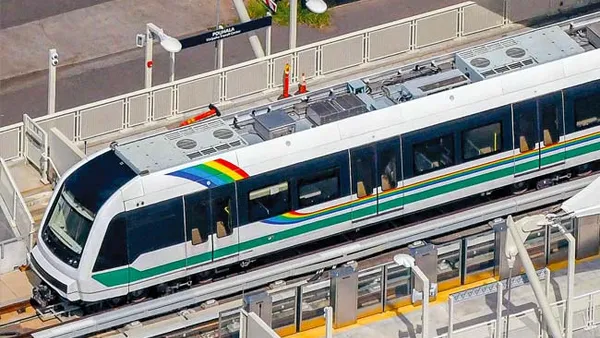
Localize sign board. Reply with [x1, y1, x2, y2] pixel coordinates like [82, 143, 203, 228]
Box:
[264, 0, 277, 13]
[180, 16, 273, 49]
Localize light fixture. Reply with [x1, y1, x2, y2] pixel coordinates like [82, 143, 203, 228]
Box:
[305, 0, 327, 14]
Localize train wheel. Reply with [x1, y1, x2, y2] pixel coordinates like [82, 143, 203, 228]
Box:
[106, 296, 126, 308]
[129, 289, 148, 303]
[575, 163, 592, 177]
[510, 181, 528, 195]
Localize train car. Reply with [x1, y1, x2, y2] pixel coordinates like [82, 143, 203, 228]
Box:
[30, 24, 600, 305]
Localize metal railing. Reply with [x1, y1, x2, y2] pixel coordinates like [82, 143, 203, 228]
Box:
[0, 158, 35, 249]
[0, 1, 509, 163]
[435, 289, 600, 338]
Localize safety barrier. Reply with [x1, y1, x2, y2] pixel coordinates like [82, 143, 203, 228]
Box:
[0, 158, 35, 250]
[23, 114, 49, 183]
[48, 127, 85, 179]
[434, 289, 600, 338]
[0, 237, 28, 274]
[1, 0, 598, 175]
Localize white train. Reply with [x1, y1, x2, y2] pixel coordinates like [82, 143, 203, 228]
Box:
[30, 24, 600, 305]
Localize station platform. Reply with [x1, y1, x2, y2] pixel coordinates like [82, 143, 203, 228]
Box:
[0, 269, 36, 309]
[289, 256, 600, 338]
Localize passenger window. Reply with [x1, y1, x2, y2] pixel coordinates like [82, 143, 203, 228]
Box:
[351, 147, 375, 198]
[377, 139, 399, 191]
[213, 196, 233, 238]
[298, 169, 340, 208]
[540, 102, 560, 145]
[412, 135, 454, 175]
[93, 214, 127, 272]
[248, 182, 290, 223]
[184, 192, 210, 245]
[574, 92, 600, 130]
[126, 198, 185, 263]
[462, 122, 502, 161]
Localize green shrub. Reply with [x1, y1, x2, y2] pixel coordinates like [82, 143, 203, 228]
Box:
[246, 0, 331, 28]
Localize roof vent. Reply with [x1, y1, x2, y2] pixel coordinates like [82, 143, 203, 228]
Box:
[470, 57, 491, 68]
[213, 129, 234, 139]
[176, 139, 197, 150]
[506, 47, 526, 58]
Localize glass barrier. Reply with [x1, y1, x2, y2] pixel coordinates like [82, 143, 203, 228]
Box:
[437, 241, 462, 290]
[357, 267, 384, 318]
[271, 288, 298, 336]
[548, 219, 573, 264]
[299, 280, 330, 331]
[464, 232, 496, 284]
[523, 228, 547, 271]
[218, 308, 242, 338]
[385, 263, 411, 310]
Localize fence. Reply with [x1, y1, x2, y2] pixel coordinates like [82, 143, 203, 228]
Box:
[0, 1, 523, 161]
[435, 286, 600, 338]
[0, 158, 35, 251]
[48, 127, 86, 178]
[0, 0, 598, 172]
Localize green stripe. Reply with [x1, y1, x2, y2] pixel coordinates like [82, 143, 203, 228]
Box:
[92, 142, 600, 287]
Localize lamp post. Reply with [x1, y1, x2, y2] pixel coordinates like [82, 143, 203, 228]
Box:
[504, 215, 563, 338]
[48, 49, 59, 115]
[142, 23, 182, 88]
[394, 254, 429, 338]
[289, 0, 328, 50]
[547, 214, 576, 338]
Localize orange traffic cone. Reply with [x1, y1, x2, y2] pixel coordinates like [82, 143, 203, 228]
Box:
[278, 63, 291, 100]
[296, 73, 307, 94]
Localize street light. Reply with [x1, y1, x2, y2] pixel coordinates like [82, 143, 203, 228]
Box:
[141, 23, 182, 88]
[504, 215, 563, 338]
[394, 253, 429, 338]
[289, 0, 328, 49]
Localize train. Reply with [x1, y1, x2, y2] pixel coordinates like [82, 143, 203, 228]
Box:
[30, 23, 600, 306]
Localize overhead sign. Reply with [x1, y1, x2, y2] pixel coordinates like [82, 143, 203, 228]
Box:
[264, 0, 277, 13]
[180, 16, 272, 49]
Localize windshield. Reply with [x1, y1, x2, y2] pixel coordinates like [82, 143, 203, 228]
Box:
[47, 190, 93, 254]
[42, 188, 93, 268]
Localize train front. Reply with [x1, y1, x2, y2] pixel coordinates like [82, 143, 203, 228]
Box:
[29, 149, 136, 306]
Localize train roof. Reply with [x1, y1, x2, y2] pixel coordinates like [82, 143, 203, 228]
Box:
[114, 24, 599, 175]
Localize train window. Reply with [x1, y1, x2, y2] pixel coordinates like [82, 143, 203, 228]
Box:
[412, 134, 454, 175]
[184, 192, 210, 244]
[93, 214, 127, 272]
[212, 196, 233, 238]
[351, 146, 376, 198]
[513, 100, 537, 152]
[248, 182, 290, 223]
[574, 91, 600, 130]
[377, 138, 399, 191]
[297, 168, 340, 208]
[126, 198, 185, 263]
[462, 122, 502, 161]
[540, 101, 561, 145]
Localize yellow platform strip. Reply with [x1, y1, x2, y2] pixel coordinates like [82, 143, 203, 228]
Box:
[286, 254, 600, 338]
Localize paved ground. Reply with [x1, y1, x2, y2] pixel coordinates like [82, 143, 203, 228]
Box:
[0, 0, 486, 126]
[289, 257, 600, 338]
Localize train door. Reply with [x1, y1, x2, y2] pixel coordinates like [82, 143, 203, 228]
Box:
[350, 145, 377, 221]
[184, 190, 214, 268]
[513, 99, 540, 175]
[538, 92, 566, 168]
[376, 137, 403, 214]
[209, 184, 239, 261]
[513, 92, 565, 176]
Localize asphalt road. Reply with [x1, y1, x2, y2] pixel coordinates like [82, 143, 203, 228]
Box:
[0, 0, 113, 29]
[0, 0, 469, 126]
